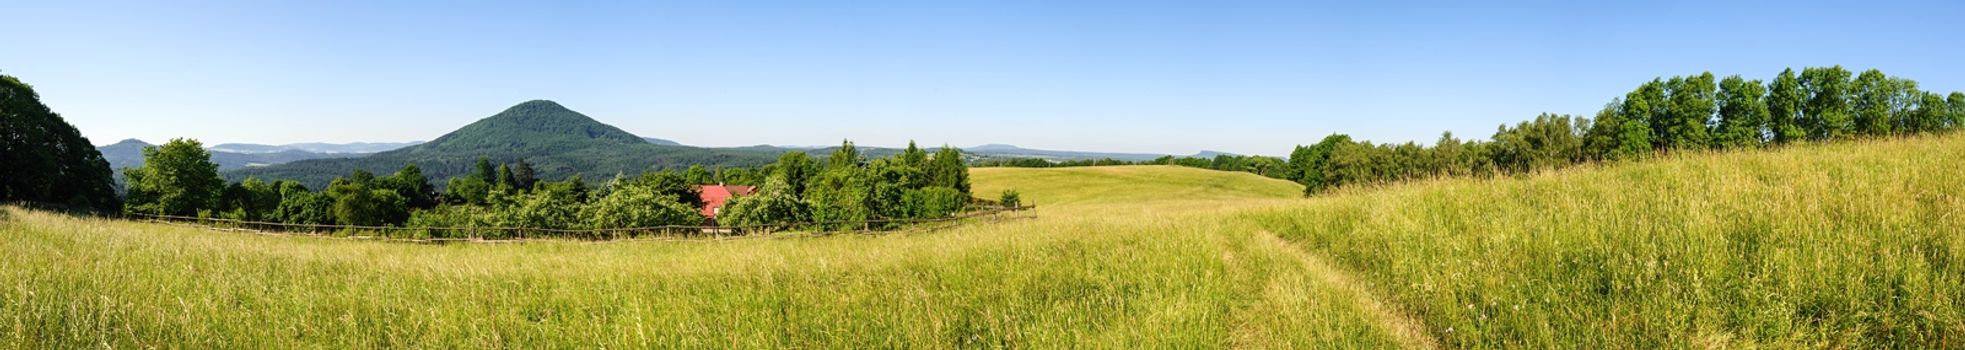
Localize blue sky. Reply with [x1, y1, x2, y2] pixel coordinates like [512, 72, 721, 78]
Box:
[5, 0, 1962, 156]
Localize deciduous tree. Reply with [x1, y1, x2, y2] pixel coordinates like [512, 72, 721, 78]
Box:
[123, 138, 225, 216]
[1715, 75, 1771, 148]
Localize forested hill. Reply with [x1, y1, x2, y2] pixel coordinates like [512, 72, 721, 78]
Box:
[226, 100, 778, 189]
[399, 100, 645, 154]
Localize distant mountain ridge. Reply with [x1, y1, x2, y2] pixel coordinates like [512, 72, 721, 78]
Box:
[228, 100, 780, 189]
[209, 141, 422, 154]
[98, 139, 371, 172]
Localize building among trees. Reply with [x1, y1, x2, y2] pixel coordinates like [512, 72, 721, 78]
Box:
[696, 184, 756, 225]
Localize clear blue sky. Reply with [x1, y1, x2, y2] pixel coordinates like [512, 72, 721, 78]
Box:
[6, 0, 1962, 156]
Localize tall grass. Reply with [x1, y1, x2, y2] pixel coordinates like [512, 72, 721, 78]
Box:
[0, 166, 1402, 347]
[17, 136, 1952, 348]
[1248, 134, 1965, 348]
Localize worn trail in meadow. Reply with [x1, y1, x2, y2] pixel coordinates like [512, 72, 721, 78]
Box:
[1257, 231, 1438, 349]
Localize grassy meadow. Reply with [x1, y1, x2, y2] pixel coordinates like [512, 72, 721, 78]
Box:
[6, 135, 1964, 348]
[0, 166, 1408, 348]
[1248, 134, 1965, 348]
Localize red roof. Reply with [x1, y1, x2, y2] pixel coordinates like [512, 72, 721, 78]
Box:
[696, 185, 757, 218]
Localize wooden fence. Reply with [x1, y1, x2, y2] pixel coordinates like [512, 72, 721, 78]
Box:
[122, 204, 1035, 244]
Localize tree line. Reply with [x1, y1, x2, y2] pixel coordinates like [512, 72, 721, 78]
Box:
[972, 66, 1964, 197]
[115, 138, 985, 239]
[1292, 66, 1965, 195]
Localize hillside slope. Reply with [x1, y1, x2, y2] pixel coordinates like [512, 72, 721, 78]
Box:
[1249, 133, 1965, 348]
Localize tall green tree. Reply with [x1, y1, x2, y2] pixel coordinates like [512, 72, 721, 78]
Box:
[1660, 73, 1716, 150]
[771, 151, 817, 197]
[827, 140, 862, 169]
[511, 159, 538, 190]
[1714, 75, 1771, 148]
[1850, 69, 1894, 136]
[1431, 132, 1472, 175]
[325, 170, 408, 226]
[804, 166, 871, 230]
[273, 181, 332, 225]
[380, 164, 436, 209]
[1800, 66, 1854, 140]
[1909, 92, 1949, 134]
[1583, 103, 1650, 160]
[1623, 80, 1668, 150]
[475, 156, 496, 184]
[1294, 134, 1351, 195]
[496, 164, 516, 190]
[0, 74, 121, 212]
[218, 177, 280, 221]
[123, 138, 226, 216]
[626, 170, 703, 208]
[899, 141, 929, 168]
[1949, 92, 1965, 131]
[445, 176, 491, 205]
[1766, 69, 1807, 144]
[1286, 145, 1316, 184]
[682, 164, 713, 185]
[926, 146, 970, 194]
[1887, 79, 1924, 135]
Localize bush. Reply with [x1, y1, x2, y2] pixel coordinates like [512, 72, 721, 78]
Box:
[720, 192, 809, 233]
[999, 190, 1021, 209]
[583, 184, 701, 234]
[489, 190, 582, 234]
[904, 186, 966, 219]
[805, 167, 871, 230]
[407, 205, 497, 239]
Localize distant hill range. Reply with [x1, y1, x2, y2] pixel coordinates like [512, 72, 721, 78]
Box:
[104, 99, 1226, 189]
[225, 100, 784, 188]
[208, 141, 423, 154]
[98, 139, 374, 173]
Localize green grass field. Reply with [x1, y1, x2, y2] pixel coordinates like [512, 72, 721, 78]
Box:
[1, 165, 1412, 348]
[6, 136, 1964, 348]
[1245, 135, 1965, 348]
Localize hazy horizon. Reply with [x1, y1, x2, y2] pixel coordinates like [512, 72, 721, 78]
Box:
[9, 0, 1965, 156]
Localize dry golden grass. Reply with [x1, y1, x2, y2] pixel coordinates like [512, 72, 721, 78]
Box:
[1, 165, 1405, 348]
[1248, 133, 1965, 348]
[14, 134, 1954, 348]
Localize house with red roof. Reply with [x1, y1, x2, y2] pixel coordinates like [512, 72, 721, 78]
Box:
[696, 184, 757, 225]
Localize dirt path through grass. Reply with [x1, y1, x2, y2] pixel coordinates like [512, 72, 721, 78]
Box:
[1258, 231, 1438, 349]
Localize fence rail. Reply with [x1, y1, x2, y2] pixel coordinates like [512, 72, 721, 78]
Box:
[121, 204, 1035, 243]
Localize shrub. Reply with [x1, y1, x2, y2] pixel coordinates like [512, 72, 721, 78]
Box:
[489, 190, 582, 234]
[904, 186, 966, 219]
[583, 184, 700, 234]
[407, 205, 497, 239]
